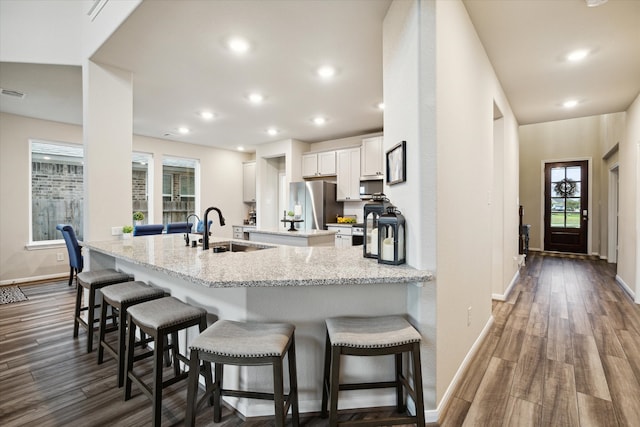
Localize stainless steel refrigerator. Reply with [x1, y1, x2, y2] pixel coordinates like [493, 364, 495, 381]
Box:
[289, 181, 343, 230]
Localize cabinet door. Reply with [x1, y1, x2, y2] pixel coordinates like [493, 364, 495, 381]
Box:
[242, 161, 256, 202]
[361, 136, 383, 177]
[336, 147, 361, 201]
[318, 151, 336, 176]
[302, 153, 318, 177]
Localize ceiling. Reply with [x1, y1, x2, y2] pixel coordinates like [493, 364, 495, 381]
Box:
[1, 0, 639, 151]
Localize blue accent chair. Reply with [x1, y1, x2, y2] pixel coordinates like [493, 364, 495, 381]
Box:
[56, 224, 83, 286]
[166, 222, 192, 234]
[133, 224, 165, 236]
[196, 220, 213, 233]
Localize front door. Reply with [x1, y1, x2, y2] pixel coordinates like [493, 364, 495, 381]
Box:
[544, 160, 588, 253]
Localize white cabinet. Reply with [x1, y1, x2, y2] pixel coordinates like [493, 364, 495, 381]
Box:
[302, 151, 336, 177]
[242, 161, 256, 203]
[361, 136, 384, 178]
[327, 225, 353, 248]
[336, 147, 361, 201]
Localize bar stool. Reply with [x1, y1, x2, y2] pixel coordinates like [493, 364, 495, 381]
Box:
[75, 270, 133, 353]
[97, 281, 166, 387]
[124, 296, 207, 427]
[185, 320, 299, 427]
[321, 315, 425, 427]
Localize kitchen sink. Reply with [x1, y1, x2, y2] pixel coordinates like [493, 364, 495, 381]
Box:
[211, 241, 273, 253]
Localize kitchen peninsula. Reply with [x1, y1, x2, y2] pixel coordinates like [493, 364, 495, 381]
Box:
[84, 234, 435, 417]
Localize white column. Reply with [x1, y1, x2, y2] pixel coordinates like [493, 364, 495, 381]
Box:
[83, 59, 133, 241]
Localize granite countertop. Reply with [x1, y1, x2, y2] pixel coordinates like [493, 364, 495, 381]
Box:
[247, 227, 336, 237]
[84, 234, 433, 288]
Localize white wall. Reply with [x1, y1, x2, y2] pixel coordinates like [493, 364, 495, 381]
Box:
[519, 116, 602, 253]
[619, 94, 640, 301]
[382, 0, 520, 413]
[0, 113, 249, 283]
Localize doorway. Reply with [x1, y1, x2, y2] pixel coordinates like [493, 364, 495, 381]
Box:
[544, 160, 589, 253]
[608, 165, 619, 263]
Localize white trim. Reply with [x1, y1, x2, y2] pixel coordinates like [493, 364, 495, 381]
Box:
[608, 164, 619, 264]
[433, 316, 495, 423]
[615, 274, 637, 302]
[25, 240, 66, 250]
[0, 272, 67, 286]
[540, 157, 593, 253]
[493, 269, 520, 301]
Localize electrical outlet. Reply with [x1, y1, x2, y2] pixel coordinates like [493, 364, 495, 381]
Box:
[112, 226, 123, 236]
[56, 253, 64, 262]
[467, 306, 472, 326]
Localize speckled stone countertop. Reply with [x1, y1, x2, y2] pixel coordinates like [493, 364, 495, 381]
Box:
[247, 227, 337, 237]
[84, 234, 434, 288]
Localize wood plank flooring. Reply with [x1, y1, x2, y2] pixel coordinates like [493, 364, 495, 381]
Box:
[445, 252, 640, 426]
[1, 252, 639, 426]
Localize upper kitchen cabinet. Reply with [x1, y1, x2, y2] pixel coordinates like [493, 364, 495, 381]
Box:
[361, 136, 384, 179]
[243, 161, 256, 203]
[302, 151, 336, 178]
[336, 147, 361, 201]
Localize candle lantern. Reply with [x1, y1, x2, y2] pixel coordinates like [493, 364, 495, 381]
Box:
[377, 206, 405, 265]
[363, 194, 392, 258]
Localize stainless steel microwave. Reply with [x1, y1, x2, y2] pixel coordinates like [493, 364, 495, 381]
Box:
[359, 179, 383, 199]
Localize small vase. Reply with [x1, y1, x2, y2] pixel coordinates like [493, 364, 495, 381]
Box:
[123, 233, 132, 240]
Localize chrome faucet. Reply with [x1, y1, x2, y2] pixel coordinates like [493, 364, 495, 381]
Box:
[202, 207, 226, 250]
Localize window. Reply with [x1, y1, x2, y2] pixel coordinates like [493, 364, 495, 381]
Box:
[132, 153, 152, 224]
[162, 157, 199, 224]
[30, 140, 84, 242]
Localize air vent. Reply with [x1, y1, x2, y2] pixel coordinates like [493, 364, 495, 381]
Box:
[1, 88, 26, 99]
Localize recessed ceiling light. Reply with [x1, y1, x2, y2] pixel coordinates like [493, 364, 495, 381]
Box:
[178, 127, 190, 134]
[563, 100, 578, 108]
[237, 146, 245, 151]
[313, 116, 327, 125]
[585, 0, 608, 7]
[200, 111, 214, 120]
[567, 49, 589, 62]
[267, 128, 279, 136]
[228, 37, 250, 54]
[248, 93, 264, 104]
[317, 66, 336, 79]
[377, 102, 385, 110]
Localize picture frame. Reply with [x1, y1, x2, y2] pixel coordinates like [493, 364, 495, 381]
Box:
[386, 141, 406, 185]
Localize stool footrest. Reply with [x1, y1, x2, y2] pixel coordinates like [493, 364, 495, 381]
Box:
[339, 380, 398, 391]
[162, 372, 189, 388]
[222, 389, 293, 401]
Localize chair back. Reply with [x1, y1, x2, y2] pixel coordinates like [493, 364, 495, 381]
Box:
[196, 220, 213, 233]
[166, 222, 192, 234]
[133, 224, 165, 236]
[56, 224, 83, 271]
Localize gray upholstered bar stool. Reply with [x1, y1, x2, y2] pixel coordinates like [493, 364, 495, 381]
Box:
[321, 315, 425, 427]
[75, 270, 133, 353]
[185, 320, 299, 427]
[124, 296, 207, 427]
[97, 281, 166, 387]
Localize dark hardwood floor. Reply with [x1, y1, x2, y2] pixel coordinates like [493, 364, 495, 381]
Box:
[1, 252, 639, 426]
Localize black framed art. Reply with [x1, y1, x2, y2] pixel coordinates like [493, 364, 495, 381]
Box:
[386, 141, 406, 185]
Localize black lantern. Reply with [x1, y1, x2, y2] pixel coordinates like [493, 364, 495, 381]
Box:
[377, 206, 405, 265]
[363, 193, 392, 258]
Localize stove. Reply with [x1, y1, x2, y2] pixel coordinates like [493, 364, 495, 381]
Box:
[351, 223, 364, 245]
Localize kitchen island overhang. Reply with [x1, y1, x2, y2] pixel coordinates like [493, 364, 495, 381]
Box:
[83, 234, 436, 418]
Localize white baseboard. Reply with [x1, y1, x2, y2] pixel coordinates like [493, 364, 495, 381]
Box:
[0, 272, 67, 286]
[492, 269, 520, 301]
[432, 316, 495, 424]
[615, 274, 637, 301]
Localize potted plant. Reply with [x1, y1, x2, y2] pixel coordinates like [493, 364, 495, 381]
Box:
[133, 211, 144, 225]
[122, 225, 133, 239]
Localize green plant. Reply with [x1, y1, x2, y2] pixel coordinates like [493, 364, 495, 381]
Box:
[133, 211, 144, 221]
[122, 225, 133, 234]
[287, 210, 295, 217]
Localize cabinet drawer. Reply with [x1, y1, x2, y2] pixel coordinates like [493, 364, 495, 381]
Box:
[233, 231, 244, 239]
